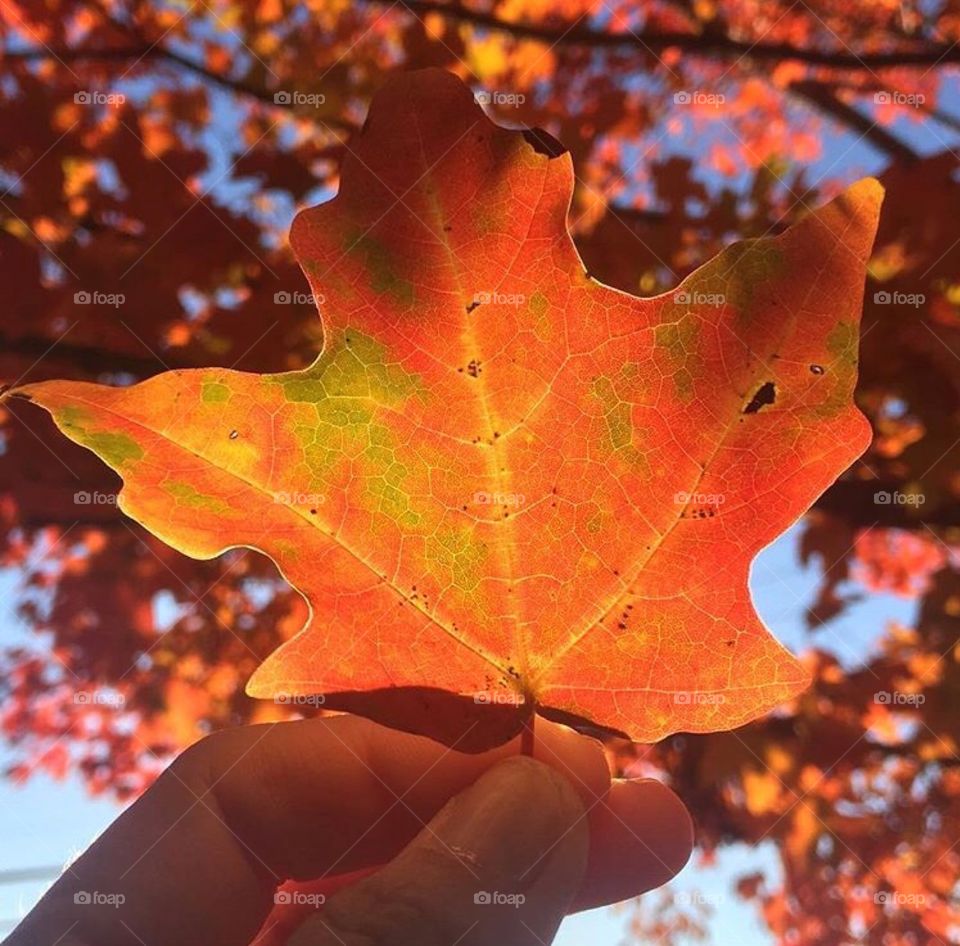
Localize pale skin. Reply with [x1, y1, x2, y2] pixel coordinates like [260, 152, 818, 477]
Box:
[7, 716, 693, 946]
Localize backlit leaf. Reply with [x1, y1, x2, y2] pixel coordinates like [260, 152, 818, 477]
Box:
[7, 70, 881, 746]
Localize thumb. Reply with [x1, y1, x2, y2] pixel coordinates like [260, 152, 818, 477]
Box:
[287, 756, 589, 946]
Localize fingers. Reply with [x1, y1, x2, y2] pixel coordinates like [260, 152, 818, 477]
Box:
[287, 757, 588, 946]
[7, 715, 692, 946]
[259, 775, 692, 943]
[575, 777, 693, 910]
[522, 721, 692, 910]
[205, 712, 608, 882]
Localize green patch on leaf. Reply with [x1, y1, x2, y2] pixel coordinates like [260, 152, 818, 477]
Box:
[202, 381, 231, 403]
[164, 480, 234, 516]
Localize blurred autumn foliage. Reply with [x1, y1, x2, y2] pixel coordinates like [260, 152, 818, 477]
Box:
[1, 2, 959, 944]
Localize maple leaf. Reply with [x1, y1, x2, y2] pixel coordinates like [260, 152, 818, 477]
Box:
[6, 69, 881, 747]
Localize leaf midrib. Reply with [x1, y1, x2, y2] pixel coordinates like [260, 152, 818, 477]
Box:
[410, 109, 544, 687]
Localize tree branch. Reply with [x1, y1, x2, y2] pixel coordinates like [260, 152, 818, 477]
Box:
[788, 81, 920, 162]
[392, 0, 960, 69]
[3, 45, 353, 132]
[1, 334, 192, 376]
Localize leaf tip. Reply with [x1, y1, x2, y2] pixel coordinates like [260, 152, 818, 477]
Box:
[842, 176, 885, 226]
[244, 669, 272, 701]
[851, 175, 885, 202]
[1, 382, 32, 404]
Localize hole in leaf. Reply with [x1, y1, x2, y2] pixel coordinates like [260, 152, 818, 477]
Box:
[522, 127, 567, 159]
[743, 381, 777, 414]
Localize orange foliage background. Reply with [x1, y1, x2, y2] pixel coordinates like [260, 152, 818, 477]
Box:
[1, 3, 960, 944]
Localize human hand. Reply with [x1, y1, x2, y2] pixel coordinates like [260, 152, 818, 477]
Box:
[7, 716, 692, 946]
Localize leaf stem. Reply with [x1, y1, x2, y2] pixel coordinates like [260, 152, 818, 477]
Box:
[520, 706, 536, 757]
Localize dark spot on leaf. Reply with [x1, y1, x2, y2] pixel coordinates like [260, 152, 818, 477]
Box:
[229, 430, 239, 439]
[467, 360, 481, 378]
[810, 364, 825, 375]
[310, 508, 317, 515]
[743, 380, 777, 414]
[522, 127, 567, 159]
[465, 300, 480, 314]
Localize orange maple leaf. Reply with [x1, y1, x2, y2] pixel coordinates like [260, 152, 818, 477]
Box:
[6, 70, 882, 747]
